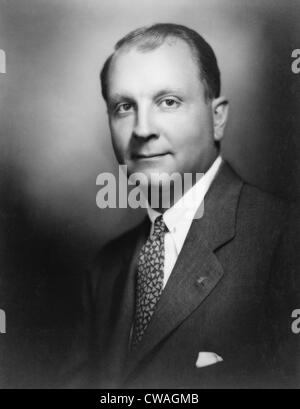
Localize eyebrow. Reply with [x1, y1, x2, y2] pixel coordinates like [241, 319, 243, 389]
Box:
[108, 88, 185, 108]
[152, 88, 185, 99]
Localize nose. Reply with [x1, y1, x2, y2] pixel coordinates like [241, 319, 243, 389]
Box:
[133, 105, 158, 140]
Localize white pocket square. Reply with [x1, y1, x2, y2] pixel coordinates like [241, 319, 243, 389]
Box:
[195, 352, 223, 368]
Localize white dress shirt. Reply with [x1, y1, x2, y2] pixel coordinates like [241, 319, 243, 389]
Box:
[147, 156, 223, 288]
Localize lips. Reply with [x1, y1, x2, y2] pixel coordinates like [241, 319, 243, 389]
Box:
[132, 152, 169, 159]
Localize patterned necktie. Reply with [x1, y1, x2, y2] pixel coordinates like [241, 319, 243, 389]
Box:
[131, 215, 167, 349]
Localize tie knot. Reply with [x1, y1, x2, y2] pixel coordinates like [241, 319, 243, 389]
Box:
[153, 215, 167, 236]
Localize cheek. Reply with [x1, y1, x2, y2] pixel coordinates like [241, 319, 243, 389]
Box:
[158, 115, 189, 139]
[110, 132, 126, 165]
[110, 120, 132, 152]
[160, 114, 206, 149]
[181, 111, 213, 147]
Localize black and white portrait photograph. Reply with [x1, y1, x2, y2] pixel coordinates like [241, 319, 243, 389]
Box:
[0, 0, 299, 391]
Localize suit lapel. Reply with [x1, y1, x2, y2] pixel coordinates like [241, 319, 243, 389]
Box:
[124, 161, 244, 379]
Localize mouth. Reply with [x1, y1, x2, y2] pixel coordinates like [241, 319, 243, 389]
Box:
[132, 152, 170, 160]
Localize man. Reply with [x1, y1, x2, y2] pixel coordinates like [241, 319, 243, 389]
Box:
[71, 23, 297, 388]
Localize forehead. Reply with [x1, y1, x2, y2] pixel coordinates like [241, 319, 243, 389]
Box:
[107, 39, 203, 99]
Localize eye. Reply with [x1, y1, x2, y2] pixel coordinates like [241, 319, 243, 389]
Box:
[116, 102, 134, 114]
[160, 98, 181, 109]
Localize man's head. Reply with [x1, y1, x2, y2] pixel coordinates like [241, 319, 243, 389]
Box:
[100, 23, 228, 186]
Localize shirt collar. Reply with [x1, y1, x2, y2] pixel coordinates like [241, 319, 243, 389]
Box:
[147, 156, 223, 251]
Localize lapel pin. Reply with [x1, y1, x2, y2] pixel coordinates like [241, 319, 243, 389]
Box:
[196, 276, 207, 287]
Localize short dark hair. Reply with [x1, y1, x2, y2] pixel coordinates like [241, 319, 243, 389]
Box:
[100, 23, 221, 102]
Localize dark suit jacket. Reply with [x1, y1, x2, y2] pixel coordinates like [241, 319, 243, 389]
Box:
[68, 161, 298, 389]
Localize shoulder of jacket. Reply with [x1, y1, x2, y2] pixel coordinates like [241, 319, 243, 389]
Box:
[241, 181, 289, 213]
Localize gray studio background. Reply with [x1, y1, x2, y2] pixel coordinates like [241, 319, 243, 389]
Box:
[0, 0, 299, 387]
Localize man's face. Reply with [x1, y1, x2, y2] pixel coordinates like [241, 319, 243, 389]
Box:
[106, 39, 218, 185]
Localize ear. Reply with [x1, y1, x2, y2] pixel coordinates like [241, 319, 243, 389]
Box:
[212, 96, 229, 143]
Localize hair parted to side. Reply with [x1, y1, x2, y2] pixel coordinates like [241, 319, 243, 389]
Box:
[100, 23, 221, 102]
